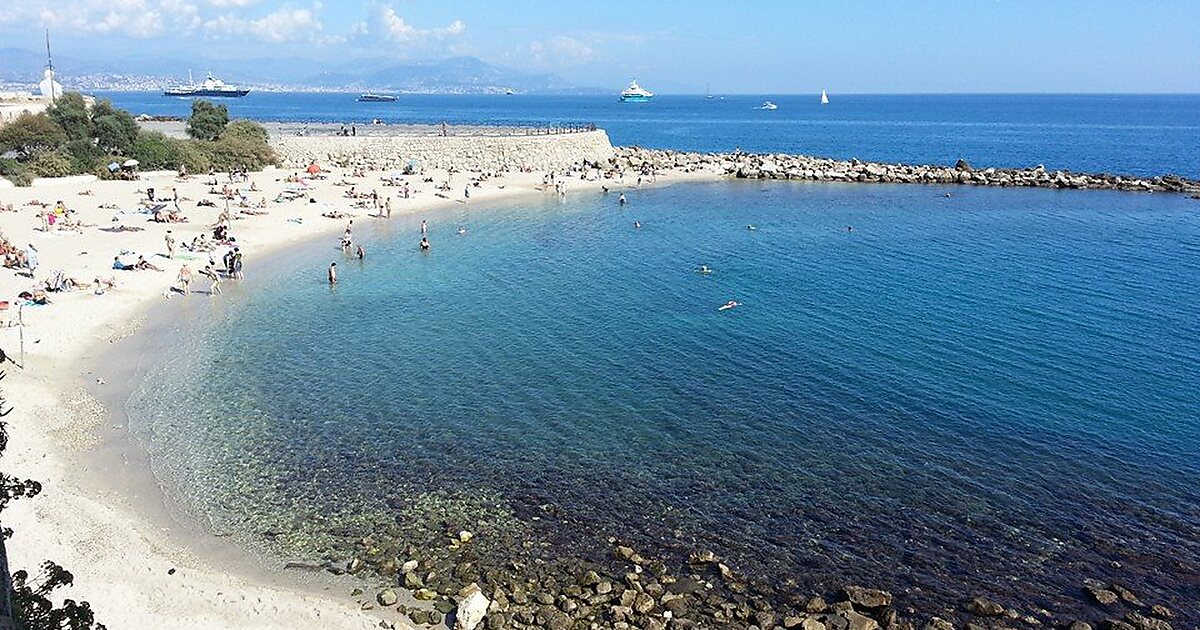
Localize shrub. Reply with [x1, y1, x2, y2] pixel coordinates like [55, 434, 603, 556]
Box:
[0, 158, 32, 187]
[132, 130, 179, 170]
[172, 139, 211, 173]
[0, 113, 67, 158]
[26, 150, 75, 178]
[64, 138, 105, 174]
[186, 100, 229, 141]
[208, 135, 276, 171]
[221, 119, 269, 145]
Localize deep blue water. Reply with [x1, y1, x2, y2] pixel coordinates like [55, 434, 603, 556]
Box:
[129, 182, 1200, 620]
[97, 92, 1200, 178]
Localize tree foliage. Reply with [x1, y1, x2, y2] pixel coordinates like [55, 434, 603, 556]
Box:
[186, 100, 229, 141]
[91, 102, 138, 156]
[45, 93, 91, 142]
[0, 114, 67, 158]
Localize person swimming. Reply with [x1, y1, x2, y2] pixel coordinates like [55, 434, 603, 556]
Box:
[420, 236, 430, 251]
[634, 221, 642, 229]
[457, 226, 467, 235]
[698, 265, 712, 275]
[718, 300, 740, 311]
[746, 224, 757, 231]
[619, 193, 627, 205]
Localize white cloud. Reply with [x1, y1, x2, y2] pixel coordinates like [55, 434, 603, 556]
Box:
[206, 0, 259, 6]
[527, 36, 600, 68]
[355, 4, 466, 44]
[204, 3, 324, 43]
[2, 0, 202, 38]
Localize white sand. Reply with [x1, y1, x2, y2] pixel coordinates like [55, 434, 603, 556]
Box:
[0, 161, 718, 629]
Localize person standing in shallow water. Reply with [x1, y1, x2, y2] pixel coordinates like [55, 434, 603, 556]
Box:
[420, 236, 430, 251]
[420, 219, 428, 235]
[328, 262, 338, 285]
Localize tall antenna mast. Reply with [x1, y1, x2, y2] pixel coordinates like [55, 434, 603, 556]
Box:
[45, 29, 55, 104]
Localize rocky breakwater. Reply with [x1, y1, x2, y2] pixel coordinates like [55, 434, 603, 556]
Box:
[611, 147, 1200, 195]
[270, 130, 616, 173]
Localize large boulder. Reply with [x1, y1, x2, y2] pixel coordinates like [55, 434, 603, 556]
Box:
[844, 586, 893, 609]
[455, 583, 491, 630]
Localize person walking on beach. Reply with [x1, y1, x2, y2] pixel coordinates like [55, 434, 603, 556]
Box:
[24, 243, 38, 277]
[328, 262, 338, 285]
[384, 197, 392, 219]
[165, 231, 176, 259]
[177, 264, 192, 295]
[172, 187, 180, 212]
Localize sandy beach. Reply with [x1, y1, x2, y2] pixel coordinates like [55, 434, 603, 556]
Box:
[0, 152, 718, 629]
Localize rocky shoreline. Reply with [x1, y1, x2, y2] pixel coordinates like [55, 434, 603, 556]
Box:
[328, 529, 1181, 630]
[610, 147, 1200, 195]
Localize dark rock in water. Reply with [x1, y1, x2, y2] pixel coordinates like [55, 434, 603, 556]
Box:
[1125, 612, 1173, 630]
[964, 596, 1004, 617]
[844, 586, 893, 609]
[1068, 623, 1093, 630]
[954, 159, 972, 172]
[1085, 585, 1119, 605]
[1101, 621, 1137, 630]
[580, 569, 602, 586]
[1110, 583, 1143, 606]
[1149, 605, 1173, 620]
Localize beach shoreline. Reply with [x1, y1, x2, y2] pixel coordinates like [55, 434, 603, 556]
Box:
[0, 137, 720, 628]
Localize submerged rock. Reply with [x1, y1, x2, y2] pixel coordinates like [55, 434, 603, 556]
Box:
[965, 596, 1004, 616]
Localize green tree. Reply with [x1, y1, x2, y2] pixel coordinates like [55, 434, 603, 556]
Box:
[45, 92, 91, 142]
[186, 100, 229, 141]
[92, 111, 139, 155]
[0, 113, 67, 159]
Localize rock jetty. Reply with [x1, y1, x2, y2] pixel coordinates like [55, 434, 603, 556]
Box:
[610, 147, 1200, 194]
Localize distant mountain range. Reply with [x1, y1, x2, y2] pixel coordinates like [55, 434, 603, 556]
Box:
[0, 47, 600, 94]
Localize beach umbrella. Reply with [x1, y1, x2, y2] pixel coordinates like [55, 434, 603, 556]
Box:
[307, 163, 322, 175]
[123, 159, 139, 167]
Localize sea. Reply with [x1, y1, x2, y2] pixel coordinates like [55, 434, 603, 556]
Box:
[118, 94, 1200, 622]
[97, 92, 1200, 178]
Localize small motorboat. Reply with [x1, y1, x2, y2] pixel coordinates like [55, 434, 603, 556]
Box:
[718, 300, 740, 311]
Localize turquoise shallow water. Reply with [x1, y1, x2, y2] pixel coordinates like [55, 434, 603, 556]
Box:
[128, 181, 1200, 619]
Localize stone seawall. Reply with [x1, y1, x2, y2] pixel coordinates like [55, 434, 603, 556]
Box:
[270, 130, 615, 173]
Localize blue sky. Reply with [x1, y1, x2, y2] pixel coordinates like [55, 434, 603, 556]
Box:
[1, 0, 1197, 93]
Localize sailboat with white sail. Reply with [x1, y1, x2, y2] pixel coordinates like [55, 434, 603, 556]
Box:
[821, 89, 830, 105]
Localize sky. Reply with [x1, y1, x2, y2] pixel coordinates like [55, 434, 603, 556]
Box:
[1, 0, 1198, 93]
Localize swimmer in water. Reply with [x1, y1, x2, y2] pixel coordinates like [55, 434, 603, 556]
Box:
[847, 226, 853, 233]
[619, 193, 627, 205]
[634, 221, 641, 229]
[356, 245, 365, 260]
[719, 300, 740, 311]
[747, 224, 757, 231]
[420, 236, 430, 251]
[457, 226, 467, 235]
[698, 265, 712, 275]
